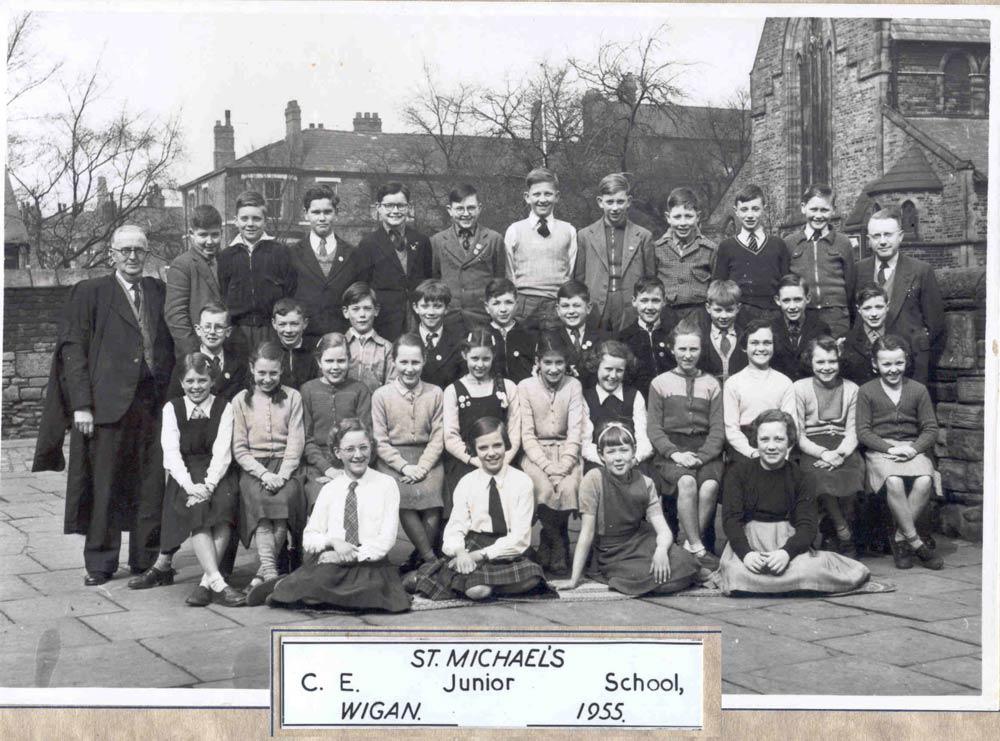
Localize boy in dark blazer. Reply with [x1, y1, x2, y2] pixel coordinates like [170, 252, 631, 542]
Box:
[353, 181, 433, 342]
[165, 205, 224, 356]
[769, 273, 831, 380]
[840, 286, 889, 387]
[484, 278, 535, 383]
[166, 302, 249, 400]
[413, 279, 465, 389]
[289, 184, 358, 345]
[271, 298, 319, 390]
[619, 276, 678, 398]
[856, 207, 945, 383]
[556, 280, 606, 388]
[696, 280, 748, 384]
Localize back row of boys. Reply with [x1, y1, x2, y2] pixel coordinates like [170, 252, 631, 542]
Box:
[164, 168, 945, 397]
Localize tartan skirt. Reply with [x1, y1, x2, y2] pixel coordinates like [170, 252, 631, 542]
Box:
[589, 522, 699, 596]
[718, 520, 870, 596]
[269, 558, 412, 613]
[410, 531, 546, 601]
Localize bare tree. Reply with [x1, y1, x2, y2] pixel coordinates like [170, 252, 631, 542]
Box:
[6, 11, 63, 107]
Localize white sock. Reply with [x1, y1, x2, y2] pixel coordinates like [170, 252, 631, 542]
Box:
[154, 553, 173, 570]
[199, 574, 210, 588]
[207, 573, 228, 592]
[683, 540, 705, 555]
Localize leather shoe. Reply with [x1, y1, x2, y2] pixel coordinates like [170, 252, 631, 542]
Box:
[245, 577, 281, 607]
[891, 540, 914, 570]
[127, 566, 175, 590]
[211, 585, 247, 607]
[185, 585, 212, 607]
[913, 544, 944, 570]
[84, 572, 111, 586]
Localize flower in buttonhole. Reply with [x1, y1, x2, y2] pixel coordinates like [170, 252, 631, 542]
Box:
[496, 389, 509, 409]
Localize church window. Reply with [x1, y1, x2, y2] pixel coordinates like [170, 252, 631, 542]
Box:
[799, 19, 832, 189]
[901, 200, 919, 240]
[942, 53, 972, 113]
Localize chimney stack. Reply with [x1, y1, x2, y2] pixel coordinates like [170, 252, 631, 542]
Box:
[213, 109, 235, 170]
[352, 111, 382, 133]
[285, 100, 303, 162]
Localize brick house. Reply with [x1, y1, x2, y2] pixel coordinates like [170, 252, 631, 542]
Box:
[710, 17, 989, 268]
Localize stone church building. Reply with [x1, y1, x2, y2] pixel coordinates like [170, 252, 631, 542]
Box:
[711, 17, 990, 269]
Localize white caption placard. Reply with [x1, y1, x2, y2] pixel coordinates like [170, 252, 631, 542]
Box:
[278, 638, 704, 729]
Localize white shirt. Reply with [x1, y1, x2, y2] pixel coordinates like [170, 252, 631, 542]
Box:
[199, 344, 225, 368]
[710, 326, 738, 356]
[419, 325, 443, 348]
[581, 386, 654, 464]
[229, 232, 276, 255]
[874, 252, 899, 283]
[443, 465, 534, 560]
[723, 366, 796, 458]
[805, 226, 830, 241]
[737, 227, 767, 249]
[304, 467, 400, 562]
[114, 270, 143, 318]
[160, 395, 234, 492]
[310, 231, 338, 261]
[443, 377, 521, 465]
[491, 320, 514, 339]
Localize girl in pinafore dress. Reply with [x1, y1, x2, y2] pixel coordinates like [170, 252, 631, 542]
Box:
[517, 331, 585, 575]
[856, 335, 942, 571]
[718, 409, 870, 595]
[442, 327, 520, 518]
[647, 319, 725, 570]
[250, 418, 411, 612]
[371, 333, 445, 570]
[560, 421, 699, 596]
[232, 341, 305, 593]
[159, 353, 244, 607]
[793, 335, 865, 557]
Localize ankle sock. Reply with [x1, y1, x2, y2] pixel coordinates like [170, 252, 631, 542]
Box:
[199, 574, 210, 588]
[683, 540, 706, 556]
[905, 534, 925, 550]
[208, 573, 227, 592]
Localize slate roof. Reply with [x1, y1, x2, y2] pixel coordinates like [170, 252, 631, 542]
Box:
[890, 18, 990, 43]
[906, 117, 989, 175]
[866, 146, 943, 196]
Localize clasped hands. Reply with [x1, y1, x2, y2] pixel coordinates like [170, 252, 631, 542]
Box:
[742, 549, 790, 575]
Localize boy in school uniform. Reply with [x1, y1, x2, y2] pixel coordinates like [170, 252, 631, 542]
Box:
[166, 302, 249, 401]
[484, 278, 536, 383]
[619, 276, 678, 398]
[785, 183, 857, 338]
[289, 184, 358, 346]
[342, 281, 395, 394]
[431, 185, 505, 329]
[856, 207, 945, 384]
[573, 173, 655, 333]
[840, 286, 889, 387]
[712, 184, 789, 323]
[653, 187, 718, 318]
[217, 191, 297, 349]
[353, 182, 433, 342]
[504, 167, 577, 333]
[272, 298, 319, 390]
[696, 280, 748, 384]
[165, 205, 226, 356]
[769, 273, 831, 380]
[556, 280, 606, 389]
[412, 279, 465, 390]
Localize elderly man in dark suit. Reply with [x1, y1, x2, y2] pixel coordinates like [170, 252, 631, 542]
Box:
[33, 225, 175, 586]
[856, 207, 945, 383]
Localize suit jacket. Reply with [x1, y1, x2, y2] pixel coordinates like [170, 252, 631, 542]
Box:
[164, 248, 223, 356]
[420, 325, 466, 390]
[431, 224, 505, 326]
[166, 336, 250, 401]
[856, 254, 946, 381]
[491, 323, 536, 383]
[769, 313, 831, 380]
[840, 323, 878, 387]
[289, 232, 359, 340]
[620, 318, 678, 398]
[693, 310, 748, 382]
[354, 227, 433, 342]
[573, 219, 655, 330]
[561, 326, 607, 390]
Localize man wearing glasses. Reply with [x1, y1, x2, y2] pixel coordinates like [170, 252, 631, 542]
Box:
[352, 181, 433, 342]
[33, 225, 175, 586]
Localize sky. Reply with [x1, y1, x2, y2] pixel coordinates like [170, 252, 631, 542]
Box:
[9, 2, 766, 185]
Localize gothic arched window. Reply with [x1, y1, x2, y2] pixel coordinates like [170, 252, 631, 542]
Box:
[942, 53, 972, 113]
[799, 19, 832, 189]
[901, 200, 919, 241]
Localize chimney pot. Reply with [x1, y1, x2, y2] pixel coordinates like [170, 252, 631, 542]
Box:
[224, 110, 231, 125]
[214, 108, 236, 169]
[318, 123, 324, 129]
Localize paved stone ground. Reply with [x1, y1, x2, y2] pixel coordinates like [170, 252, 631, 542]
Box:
[0, 438, 984, 695]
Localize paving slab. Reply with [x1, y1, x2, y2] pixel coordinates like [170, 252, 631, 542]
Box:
[721, 679, 761, 695]
[361, 603, 557, 628]
[910, 656, 982, 690]
[8, 516, 65, 534]
[141, 625, 274, 683]
[508, 596, 703, 627]
[193, 673, 270, 689]
[2, 591, 125, 624]
[0, 553, 47, 576]
[911, 616, 982, 647]
[813, 612, 929, 636]
[715, 606, 869, 642]
[0, 536, 29, 556]
[761, 600, 865, 620]
[937, 544, 983, 567]
[729, 655, 976, 696]
[941, 564, 984, 585]
[646, 594, 790, 615]
[822, 591, 979, 621]
[0, 617, 110, 652]
[0, 575, 43, 602]
[816, 627, 980, 667]
[930, 588, 983, 608]
[885, 571, 977, 597]
[203, 602, 321, 627]
[16, 640, 199, 688]
[0, 519, 27, 538]
[0, 490, 57, 504]
[19, 568, 100, 597]
[0, 502, 53, 519]
[720, 625, 831, 676]
[81, 605, 243, 641]
[23, 546, 87, 571]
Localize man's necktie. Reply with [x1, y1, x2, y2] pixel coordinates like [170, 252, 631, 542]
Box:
[537, 216, 550, 238]
[459, 228, 473, 251]
[130, 284, 142, 312]
[344, 481, 360, 545]
[877, 259, 889, 287]
[488, 477, 507, 534]
[190, 405, 207, 420]
[788, 322, 801, 347]
[747, 233, 759, 254]
[426, 331, 438, 349]
[719, 332, 732, 358]
[317, 237, 328, 258]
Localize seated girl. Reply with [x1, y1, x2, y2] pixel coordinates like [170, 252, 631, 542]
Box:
[856, 336, 942, 571]
[560, 421, 700, 596]
[718, 409, 870, 596]
[406, 417, 545, 601]
[252, 418, 411, 612]
[793, 336, 864, 557]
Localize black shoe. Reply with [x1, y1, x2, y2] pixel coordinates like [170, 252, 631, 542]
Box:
[186, 585, 212, 607]
[127, 566, 175, 590]
[399, 550, 423, 575]
[891, 540, 914, 570]
[402, 571, 421, 594]
[245, 577, 280, 607]
[913, 544, 944, 570]
[84, 572, 111, 586]
[211, 585, 248, 607]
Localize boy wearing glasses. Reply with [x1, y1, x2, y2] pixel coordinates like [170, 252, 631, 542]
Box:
[353, 181, 433, 341]
[166, 205, 225, 356]
[430, 184, 505, 328]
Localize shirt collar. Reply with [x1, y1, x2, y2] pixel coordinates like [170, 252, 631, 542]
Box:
[183, 395, 214, 416]
[530, 212, 553, 228]
[603, 218, 627, 231]
[347, 327, 377, 343]
[229, 232, 274, 250]
[394, 378, 422, 396]
[281, 339, 304, 351]
[491, 320, 514, 334]
[477, 464, 509, 488]
[805, 225, 829, 241]
[711, 325, 735, 339]
[638, 318, 660, 333]
[419, 325, 441, 344]
[877, 253, 900, 270]
[199, 345, 225, 364]
[310, 231, 336, 251]
[455, 223, 477, 237]
[738, 227, 766, 246]
[382, 223, 406, 240]
[115, 270, 141, 294]
[865, 326, 884, 342]
[595, 385, 625, 403]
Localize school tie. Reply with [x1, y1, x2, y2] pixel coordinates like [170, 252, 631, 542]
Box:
[810, 230, 821, 243]
[390, 231, 407, 271]
[459, 228, 473, 252]
[487, 477, 507, 534]
[209, 355, 221, 376]
[344, 481, 360, 546]
[425, 331, 438, 349]
[746, 233, 759, 254]
[719, 332, 732, 359]
[877, 259, 890, 287]
[788, 321, 801, 347]
[317, 237, 328, 258]
[190, 405, 207, 420]
[536, 216, 550, 238]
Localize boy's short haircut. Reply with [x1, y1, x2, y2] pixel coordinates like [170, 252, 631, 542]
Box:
[741, 318, 774, 349]
[869, 206, 903, 229]
[855, 285, 889, 307]
[706, 279, 742, 307]
[633, 276, 666, 298]
[198, 301, 231, 324]
[342, 281, 379, 308]
[734, 183, 765, 206]
[800, 183, 834, 204]
[485, 277, 517, 301]
[272, 297, 308, 320]
[302, 184, 339, 210]
[525, 167, 558, 190]
[597, 172, 630, 196]
[412, 279, 452, 306]
[448, 184, 478, 204]
[235, 190, 266, 212]
[776, 273, 810, 296]
[557, 279, 590, 303]
[375, 181, 410, 204]
[191, 205, 223, 230]
[870, 334, 912, 370]
[665, 187, 701, 214]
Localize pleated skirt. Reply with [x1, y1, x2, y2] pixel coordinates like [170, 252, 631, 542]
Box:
[269, 558, 412, 613]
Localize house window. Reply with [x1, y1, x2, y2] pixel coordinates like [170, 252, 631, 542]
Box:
[942, 53, 971, 113]
[264, 179, 283, 218]
[901, 200, 919, 241]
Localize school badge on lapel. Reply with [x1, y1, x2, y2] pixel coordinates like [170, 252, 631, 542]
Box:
[472, 243, 483, 257]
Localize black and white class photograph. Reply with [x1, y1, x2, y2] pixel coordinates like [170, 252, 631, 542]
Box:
[1, 1, 994, 706]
